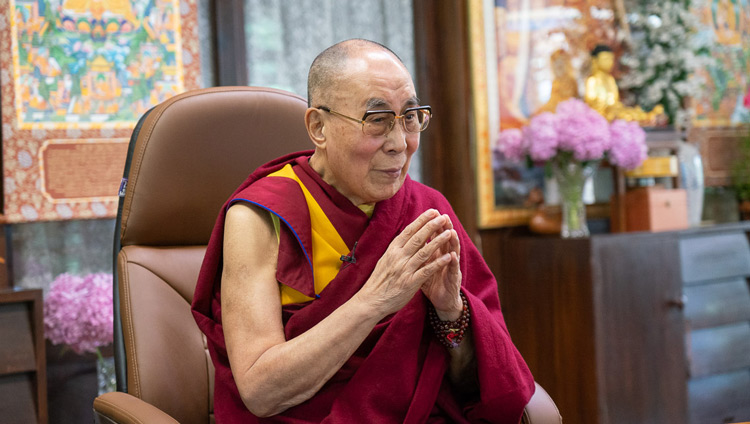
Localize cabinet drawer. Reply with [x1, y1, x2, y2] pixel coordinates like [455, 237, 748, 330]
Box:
[688, 370, 750, 424]
[0, 373, 38, 423]
[680, 233, 750, 284]
[684, 279, 750, 330]
[688, 323, 750, 378]
[0, 302, 36, 374]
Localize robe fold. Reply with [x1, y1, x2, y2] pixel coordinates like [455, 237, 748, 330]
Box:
[191, 151, 535, 423]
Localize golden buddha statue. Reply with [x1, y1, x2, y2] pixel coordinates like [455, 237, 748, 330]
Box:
[535, 49, 578, 115]
[584, 45, 664, 125]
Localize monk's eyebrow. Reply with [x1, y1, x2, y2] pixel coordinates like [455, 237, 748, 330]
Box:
[365, 96, 421, 110]
[365, 98, 389, 110]
[404, 96, 420, 108]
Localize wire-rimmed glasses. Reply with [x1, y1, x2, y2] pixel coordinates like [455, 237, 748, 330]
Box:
[317, 105, 432, 137]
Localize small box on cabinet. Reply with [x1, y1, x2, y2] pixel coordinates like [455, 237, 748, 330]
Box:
[625, 187, 689, 232]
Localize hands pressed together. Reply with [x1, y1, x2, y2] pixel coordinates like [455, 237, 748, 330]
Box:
[357, 209, 463, 322]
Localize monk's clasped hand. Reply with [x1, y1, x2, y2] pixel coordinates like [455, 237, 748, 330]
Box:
[358, 209, 456, 318]
[420, 213, 462, 321]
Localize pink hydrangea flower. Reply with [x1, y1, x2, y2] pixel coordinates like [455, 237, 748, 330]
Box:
[494, 98, 647, 171]
[44, 273, 113, 355]
[609, 119, 648, 170]
[524, 112, 559, 161]
[496, 128, 525, 162]
[555, 99, 611, 161]
[744, 86, 750, 109]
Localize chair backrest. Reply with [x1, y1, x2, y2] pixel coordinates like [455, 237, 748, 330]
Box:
[114, 87, 310, 424]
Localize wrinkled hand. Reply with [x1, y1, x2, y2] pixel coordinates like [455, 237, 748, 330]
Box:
[420, 214, 462, 321]
[357, 209, 454, 318]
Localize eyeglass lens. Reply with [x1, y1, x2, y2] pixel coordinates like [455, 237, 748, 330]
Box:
[363, 110, 430, 136]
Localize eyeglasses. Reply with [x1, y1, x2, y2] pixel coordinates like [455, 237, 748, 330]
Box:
[317, 105, 432, 137]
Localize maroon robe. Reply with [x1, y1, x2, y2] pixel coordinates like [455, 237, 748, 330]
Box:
[192, 151, 535, 423]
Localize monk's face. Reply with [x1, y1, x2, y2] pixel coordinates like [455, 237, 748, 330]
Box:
[319, 50, 420, 206]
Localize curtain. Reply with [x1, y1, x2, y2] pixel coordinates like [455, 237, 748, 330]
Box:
[10, 219, 115, 292]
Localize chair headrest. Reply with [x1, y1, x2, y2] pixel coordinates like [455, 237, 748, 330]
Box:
[120, 86, 311, 247]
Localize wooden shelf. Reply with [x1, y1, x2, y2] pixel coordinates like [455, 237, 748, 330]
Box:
[0, 289, 47, 424]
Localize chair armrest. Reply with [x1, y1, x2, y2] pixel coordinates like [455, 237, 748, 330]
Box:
[93, 392, 179, 424]
[521, 382, 562, 424]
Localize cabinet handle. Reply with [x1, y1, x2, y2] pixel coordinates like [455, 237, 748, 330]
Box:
[667, 295, 687, 310]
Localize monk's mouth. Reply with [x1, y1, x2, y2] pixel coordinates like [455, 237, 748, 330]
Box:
[378, 168, 403, 178]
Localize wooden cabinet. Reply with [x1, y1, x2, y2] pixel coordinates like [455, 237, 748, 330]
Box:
[494, 223, 750, 424]
[496, 231, 688, 424]
[0, 289, 47, 424]
[680, 224, 750, 424]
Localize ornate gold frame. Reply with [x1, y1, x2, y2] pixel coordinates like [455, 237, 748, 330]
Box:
[469, 0, 623, 228]
[469, 0, 535, 228]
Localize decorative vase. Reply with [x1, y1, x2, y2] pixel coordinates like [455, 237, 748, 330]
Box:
[552, 160, 598, 238]
[677, 141, 704, 226]
[97, 354, 116, 395]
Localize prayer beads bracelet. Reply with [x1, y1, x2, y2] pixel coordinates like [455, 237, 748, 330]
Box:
[428, 292, 470, 349]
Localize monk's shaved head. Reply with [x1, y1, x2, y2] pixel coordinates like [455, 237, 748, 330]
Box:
[307, 39, 406, 107]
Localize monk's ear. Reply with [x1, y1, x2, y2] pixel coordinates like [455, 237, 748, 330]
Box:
[305, 108, 327, 149]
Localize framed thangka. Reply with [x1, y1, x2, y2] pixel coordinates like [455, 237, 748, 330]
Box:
[0, 0, 202, 222]
[469, 0, 621, 227]
[691, 0, 750, 126]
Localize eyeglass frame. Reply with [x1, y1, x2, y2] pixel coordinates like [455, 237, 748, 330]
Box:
[316, 105, 432, 136]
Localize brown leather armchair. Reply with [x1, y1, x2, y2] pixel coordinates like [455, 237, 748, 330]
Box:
[93, 86, 561, 424]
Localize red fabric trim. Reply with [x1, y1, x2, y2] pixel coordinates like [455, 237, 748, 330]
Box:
[292, 157, 370, 249]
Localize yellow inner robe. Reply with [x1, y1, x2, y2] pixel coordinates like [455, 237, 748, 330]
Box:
[267, 164, 371, 305]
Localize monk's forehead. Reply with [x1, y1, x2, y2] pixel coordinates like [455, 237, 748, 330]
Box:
[330, 50, 415, 105]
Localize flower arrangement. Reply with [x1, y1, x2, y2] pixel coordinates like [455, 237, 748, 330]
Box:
[44, 272, 113, 355]
[617, 0, 715, 127]
[497, 98, 647, 170]
[496, 98, 647, 237]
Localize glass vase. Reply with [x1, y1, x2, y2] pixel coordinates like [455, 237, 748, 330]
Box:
[97, 353, 117, 395]
[552, 160, 598, 238]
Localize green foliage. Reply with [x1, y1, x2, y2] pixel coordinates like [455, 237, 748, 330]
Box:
[618, 0, 715, 126]
[732, 130, 750, 201]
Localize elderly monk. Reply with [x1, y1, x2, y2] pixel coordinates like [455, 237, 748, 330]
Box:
[192, 39, 534, 423]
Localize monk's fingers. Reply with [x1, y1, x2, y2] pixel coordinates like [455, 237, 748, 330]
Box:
[449, 229, 460, 257]
[430, 215, 453, 236]
[428, 245, 443, 261]
[403, 214, 451, 255]
[394, 209, 439, 247]
[448, 251, 461, 276]
[413, 252, 452, 282]
[441, 214, 455, 231]
[428, 227, 458, 259]
[405, 229, 452, 270]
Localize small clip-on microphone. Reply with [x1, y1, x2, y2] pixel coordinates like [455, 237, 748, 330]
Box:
[340, 241, 358, 268]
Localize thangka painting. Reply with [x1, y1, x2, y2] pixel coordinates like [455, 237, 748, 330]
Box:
[0, 0, 202, 222]
[691, 0, 750, 126]
[470, 0, 619, 227]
